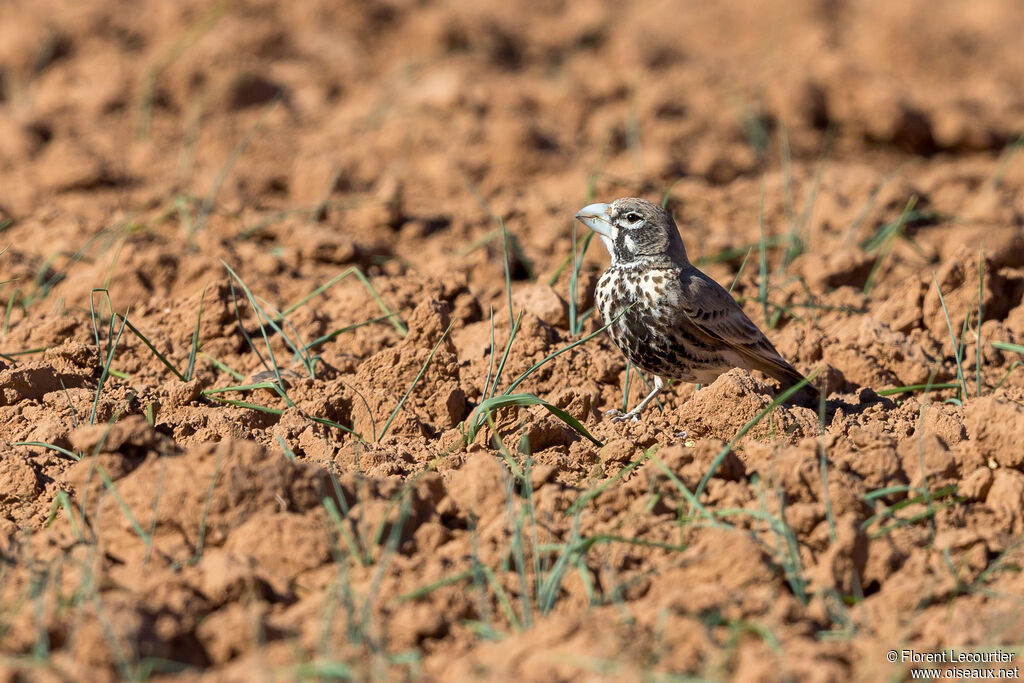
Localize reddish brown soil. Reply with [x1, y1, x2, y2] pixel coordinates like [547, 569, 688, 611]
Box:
[2, 0, 1024, 680]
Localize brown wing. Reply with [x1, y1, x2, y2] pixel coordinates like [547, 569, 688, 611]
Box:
[676, 266, 814, 395]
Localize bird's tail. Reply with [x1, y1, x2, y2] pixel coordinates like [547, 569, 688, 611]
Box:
[757, 355, 820, 403]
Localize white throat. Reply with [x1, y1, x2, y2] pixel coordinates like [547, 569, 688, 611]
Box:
[597, 233, 616, 263]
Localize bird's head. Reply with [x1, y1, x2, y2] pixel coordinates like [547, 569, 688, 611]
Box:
[575, 197, 688, 266]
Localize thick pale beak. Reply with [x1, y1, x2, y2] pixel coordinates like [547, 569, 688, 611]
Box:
[575, 202, 612, 237]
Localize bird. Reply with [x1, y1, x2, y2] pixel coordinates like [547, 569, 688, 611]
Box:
[575, 197, 816, 423]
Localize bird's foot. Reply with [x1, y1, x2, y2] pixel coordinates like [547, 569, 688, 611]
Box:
[605, 408, 642, 423]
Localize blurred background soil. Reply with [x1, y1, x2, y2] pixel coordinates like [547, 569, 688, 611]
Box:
[1, 0, 1024, 680]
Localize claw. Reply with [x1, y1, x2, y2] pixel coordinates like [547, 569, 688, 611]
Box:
[608, 376, 662, 426]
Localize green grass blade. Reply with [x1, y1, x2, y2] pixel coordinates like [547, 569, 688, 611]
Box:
[877, 383, 960, 397]
[481, 411, 524, 479]
[481, 564, 523, 631]
[185, 286, 207, 381]
[0, 346, 47, 362]
[308, 415, 362, 440]
[291, 660, 356, 680]
[660, 179, 684, 208]
[487, 311, 523, 401]
[378, 321, 455, 442]
[347, 267, 408, 336]
[537, 515, 582, 614]
[932, 272, 969, 400]
[323, 497, 370, 567]
[134, 1, 227, 138]
[621, 361, 632, 413]
[192, 98, 279, 241]
[784, 131, 833, 269]
[48, 490, 83, 540]
[976, 248, 984, 397]
[844, 164, 905, 244]
[775, 493, 808, 602]
[986, 133, 1024, 192]
[275, 434, 297, 460]
[202, 381, 288, 397]
[61, 379, 79, 428]
[16, 441, 81, 461]
[569, 232, 595, 335]
[863, 197, 917, 295]
[200, 352, 245, 380]
[994, 361, 1023, 391]
[2, 288, 20, 341]
[860, 485, 959, 530]
[222, 261, 295, 404]
[190, 453, 223, 565]
[118, 315, 187, 382]
[89, 311, 129, 424]
[143, 456, 169, 565]
[864, 485, 914, 501]
[694, 235, 787, 267]
[396, 568, 474, 602]
[992, 341, 1024, 354]
[818, 387, 836, 544]
[481, 306, 496, 404]
[869, 497, 962, 539]
[649, 455, 715, 525]
[547, 231, 595, 287]
[568, 450, 653, 515]
[499, 217, 515, 326]
[511, 478, 535, 626]
[501, 304, 634, 398]
[728, 247, 753, 295]
[456, 228, 501, 257]
[89, 289, 112, 352]
[562, 534, 689, 554]
[97, 465, 151, 547]
[303, 311, 405, 351]
[758, 180, 770, 326]
[253, 294, 316, 376]
[473, 393, 602, 447]
[779, 124, 795, 239]
[205, 395, 284, 414]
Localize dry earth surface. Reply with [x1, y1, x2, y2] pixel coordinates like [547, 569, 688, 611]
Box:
[2, 0, 1024, 680]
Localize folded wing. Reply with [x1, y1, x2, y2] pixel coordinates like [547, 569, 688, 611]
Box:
[676, 267, 815, 396]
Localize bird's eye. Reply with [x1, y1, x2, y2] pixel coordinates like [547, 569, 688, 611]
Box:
[625, 212, 642, 224]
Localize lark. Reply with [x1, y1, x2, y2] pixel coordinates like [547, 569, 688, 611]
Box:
[576, 197, 815, 422]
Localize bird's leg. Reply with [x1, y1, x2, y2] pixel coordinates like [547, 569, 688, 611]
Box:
[606, 376, 664, 423]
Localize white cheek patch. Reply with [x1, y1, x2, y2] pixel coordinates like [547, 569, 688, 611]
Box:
[623, 235, 637, 252]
